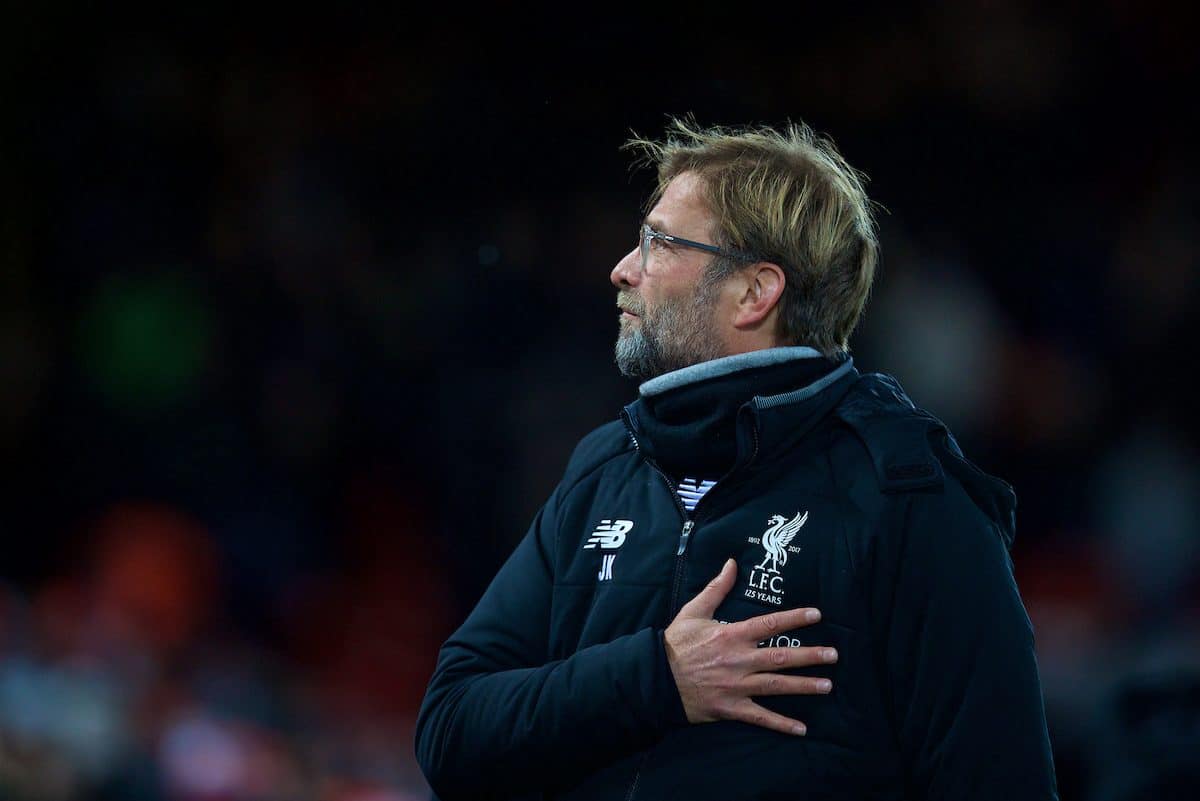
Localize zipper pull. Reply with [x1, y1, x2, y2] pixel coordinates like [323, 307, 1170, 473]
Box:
[676, 520, 694, 556]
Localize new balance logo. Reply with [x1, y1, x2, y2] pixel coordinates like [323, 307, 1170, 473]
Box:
[583, 519, 633, 550]
[598, 553, 616, 581]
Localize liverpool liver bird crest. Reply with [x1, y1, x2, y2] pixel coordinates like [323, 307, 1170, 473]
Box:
[755, 512, 808, 573]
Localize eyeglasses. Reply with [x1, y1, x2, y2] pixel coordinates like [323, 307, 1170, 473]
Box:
[638, 223, 761, 274]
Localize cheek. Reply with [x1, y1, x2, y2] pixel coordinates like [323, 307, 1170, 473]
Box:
[639, 280, 679, 317]
[640, 297, 665, 326]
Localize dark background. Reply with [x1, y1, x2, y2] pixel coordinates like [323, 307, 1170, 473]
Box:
[2, 5, 1198, 800]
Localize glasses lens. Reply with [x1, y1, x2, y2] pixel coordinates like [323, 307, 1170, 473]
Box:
[640, 225, 650, 272]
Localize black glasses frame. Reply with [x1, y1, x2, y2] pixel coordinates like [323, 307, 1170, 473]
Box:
[639, 223, 761, 272]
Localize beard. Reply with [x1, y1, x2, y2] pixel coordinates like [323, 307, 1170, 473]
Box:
[614, 282, 727, 382]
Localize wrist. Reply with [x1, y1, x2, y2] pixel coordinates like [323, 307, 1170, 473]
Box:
[655, 628, 690, 727]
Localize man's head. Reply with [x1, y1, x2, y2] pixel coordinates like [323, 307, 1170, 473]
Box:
[611, 117, 879, 381]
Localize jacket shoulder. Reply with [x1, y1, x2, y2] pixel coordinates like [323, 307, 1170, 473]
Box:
[560, 420, 635, 492]
[831, 372, 1017, 546]
[833, 373, 946, 492]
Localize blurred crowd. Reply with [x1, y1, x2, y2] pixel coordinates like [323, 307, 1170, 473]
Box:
[3, 5, 1198, 799]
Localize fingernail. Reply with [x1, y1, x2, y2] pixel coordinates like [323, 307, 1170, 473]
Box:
[817, 679, 832, 693]
[805, 609, 821, 623]
[823, 648, 838, 663]
[793, 723, 807, 736]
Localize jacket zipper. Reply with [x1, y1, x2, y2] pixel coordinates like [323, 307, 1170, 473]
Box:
[676, 520, 694, 556]
[620, 414, 761, 801]
[625, 427, 697, 607]
[622, 429, 707, 801]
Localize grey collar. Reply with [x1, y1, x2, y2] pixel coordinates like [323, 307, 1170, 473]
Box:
[638, 346, 827, 398]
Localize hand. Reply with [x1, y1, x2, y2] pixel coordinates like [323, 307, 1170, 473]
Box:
[664, 558, 838, 736]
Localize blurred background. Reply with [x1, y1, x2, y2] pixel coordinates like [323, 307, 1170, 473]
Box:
[2, 5, 1198, 800]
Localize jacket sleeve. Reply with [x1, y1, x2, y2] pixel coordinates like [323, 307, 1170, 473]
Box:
[414, 481, 687, 800]
[875, 485, 1059, 801]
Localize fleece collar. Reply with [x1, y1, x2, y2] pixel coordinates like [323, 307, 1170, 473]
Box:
[622, 347, 857, 479]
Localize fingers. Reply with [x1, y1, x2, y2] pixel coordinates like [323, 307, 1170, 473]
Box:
[727, 699, 808, 737]
[677, 558, 737, 619]
[747, 671, 833, 696]
[750, 645, 838, 671]
[727, 606, 822, 642]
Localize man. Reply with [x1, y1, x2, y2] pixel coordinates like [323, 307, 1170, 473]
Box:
[415, 118, 1059, 800]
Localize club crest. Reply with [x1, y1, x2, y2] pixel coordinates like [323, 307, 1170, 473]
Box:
[744, 512, 807, 606]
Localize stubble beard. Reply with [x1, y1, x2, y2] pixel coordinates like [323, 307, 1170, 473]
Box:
[614, 283, 727, 382]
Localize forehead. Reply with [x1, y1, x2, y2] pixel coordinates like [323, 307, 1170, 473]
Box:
[647, 171, 713, 238]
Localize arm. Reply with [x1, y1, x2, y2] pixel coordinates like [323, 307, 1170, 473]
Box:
[876, 487, 1059, 800]
[413, 488, 686, 800]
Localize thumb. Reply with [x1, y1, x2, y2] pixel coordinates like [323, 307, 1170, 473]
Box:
[678, 558, 737, 619]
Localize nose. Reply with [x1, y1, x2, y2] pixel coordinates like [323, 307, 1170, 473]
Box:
[611, 245, 641, 289]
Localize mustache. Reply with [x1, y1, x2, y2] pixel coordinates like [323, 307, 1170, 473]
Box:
[617, 291, 645, 316]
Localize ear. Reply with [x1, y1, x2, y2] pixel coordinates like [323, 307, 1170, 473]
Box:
[732, 262, 786, 330]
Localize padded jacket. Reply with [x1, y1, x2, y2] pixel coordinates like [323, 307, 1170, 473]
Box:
[415, 348, 1059, 801]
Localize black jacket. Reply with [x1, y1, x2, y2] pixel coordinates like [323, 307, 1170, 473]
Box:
[416, 349, 1059, 800]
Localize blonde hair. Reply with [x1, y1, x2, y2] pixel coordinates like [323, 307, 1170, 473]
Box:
[625, 116, 880, 356]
